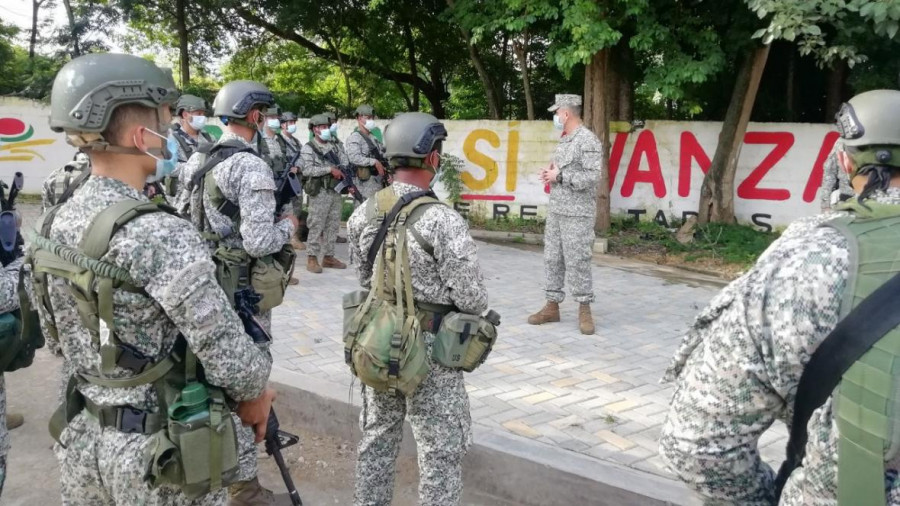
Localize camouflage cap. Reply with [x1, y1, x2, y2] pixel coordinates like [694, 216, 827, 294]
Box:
[548, 94, 582, 112]
[308, 114, 329, 128]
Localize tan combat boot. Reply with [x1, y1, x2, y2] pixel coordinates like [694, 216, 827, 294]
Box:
[228, 477, 275, 506]
[288, 276, 299, 286]
[527, 301, 560, 325]
[322, 256, 347, 269]
[579, 303, 595, 335]
[290, 237, 306, 251]
[307, 256, 322, 274]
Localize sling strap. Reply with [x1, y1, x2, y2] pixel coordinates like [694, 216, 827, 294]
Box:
[365, 190, 437, 270]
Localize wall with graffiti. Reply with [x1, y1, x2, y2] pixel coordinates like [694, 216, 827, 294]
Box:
[1, 98, 834, 227]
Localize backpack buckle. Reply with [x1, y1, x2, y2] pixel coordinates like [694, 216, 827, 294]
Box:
[116, 406, 149, 434]
[116, 344, 152, 374]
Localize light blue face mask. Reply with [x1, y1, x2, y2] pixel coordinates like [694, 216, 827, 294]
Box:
[189, 115, 207, 131]
[267, 118, 281, 130]
[553, 113, 565, 130]
[319, 128, 333, 141]
[286, 124, 297, 134]
[144, 129, 179, 183]
[329, 123, 338, 135]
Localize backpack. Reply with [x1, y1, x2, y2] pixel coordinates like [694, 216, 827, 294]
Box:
[775, 200, 900, 505]
[32, 199, 240, 498]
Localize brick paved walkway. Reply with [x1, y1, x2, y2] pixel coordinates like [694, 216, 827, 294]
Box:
[271, 233, 789, 479]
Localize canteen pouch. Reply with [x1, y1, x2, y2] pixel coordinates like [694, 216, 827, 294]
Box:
[144, 406, 239, 498]
[304, 176, 324, 197]
[212, 247, 251, 307]
[251, 244, 296, 312]
[433, 312, 498, 372]
[344, 297, 430, 397]
[357, 167, 372, 181]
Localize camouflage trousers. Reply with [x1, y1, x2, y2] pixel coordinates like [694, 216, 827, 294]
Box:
[544, 212, 595, 303]
[235, 317, 272, 483]
[54, 412, 227, 505]
[354, 347, 472, 506]
[306, 191, 342, 258]
[0, 374, 6, 500]
[354, 176, 383, 202]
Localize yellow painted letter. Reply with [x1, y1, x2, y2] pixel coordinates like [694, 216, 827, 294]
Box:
[461, 129, 500, 191]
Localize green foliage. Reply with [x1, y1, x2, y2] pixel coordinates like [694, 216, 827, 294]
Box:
[438, 154, 465, 203]
[341, 199, 355, 222]
[466, 214, 546, 234]
[609, 216, 778, 266]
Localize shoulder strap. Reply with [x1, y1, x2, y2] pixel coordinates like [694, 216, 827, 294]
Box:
[365, 190, 438, 268]
[173, 129, 193, 161]
[307, 141, 338, 166]
[189, 141, 252, 189]
[360, 132, 381, 158]
[406, 201, 441, 257]
[55, 164, 92, 207]
[774, 270, 900, 499]
[79, 199, 174, 259]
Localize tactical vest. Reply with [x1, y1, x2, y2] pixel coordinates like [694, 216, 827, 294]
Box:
[47, 158, 91, 207]
[168, 127, 214, 196]
[187, 141, 296, 313]
[819, 201, 900, 505]
[31, 199, 239, 497]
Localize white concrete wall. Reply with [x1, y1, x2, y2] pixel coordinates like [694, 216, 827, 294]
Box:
[2, 98, 836, 228]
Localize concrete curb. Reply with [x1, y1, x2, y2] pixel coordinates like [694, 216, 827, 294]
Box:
[470, 229, 610, 253]
[268, 366, 700, 506]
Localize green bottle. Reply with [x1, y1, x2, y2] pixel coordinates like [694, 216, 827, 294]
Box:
[168, 382, 210, 423]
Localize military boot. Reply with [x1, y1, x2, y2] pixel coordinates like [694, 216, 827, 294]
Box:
[228, 477, 275, 506]
[307, 256, 322, 274]
[290, 237, 306, 251]
[579, 303, 595, 335]
[6, 413, 23, 430]
[527, 301, 560, 325]
[322, 256, 347, 269]
[288, 276, 299, 286]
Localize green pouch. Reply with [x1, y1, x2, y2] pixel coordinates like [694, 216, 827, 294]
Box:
[251, 244, 296, 313]
[212, 247, 251, 306]
[303, 177, 322, 197]
[342, 290, 369, 340]
[143, 429, 184, 490]
[357, 167, 372, 181]
[348, 298, 429, 396]
[433, 312, 498, 372]
[167, 415, 239, 498]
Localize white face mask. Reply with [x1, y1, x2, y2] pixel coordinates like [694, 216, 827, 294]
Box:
[364, 119, 376, 131]
[553, 113, 565, 130]
[189, 115, 207, 130]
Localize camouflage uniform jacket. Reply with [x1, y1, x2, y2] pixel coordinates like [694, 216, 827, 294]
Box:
[278, 132, 302, 166]
[660, 188, 900, 505]
[345, 129, 385, 169]
[819, 142, 854, 210]
[347, 182, 488, 313]
[549, 125, 602, 218]
[39, 176, 271, 412]
[300, 138, 349, 185]
[261, 132, 284, 176]
[181, 131, 294, 256]
[41, 153, 90, 212]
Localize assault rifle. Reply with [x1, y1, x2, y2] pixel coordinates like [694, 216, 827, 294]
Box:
[275, 171, 302, 216]
[233, 289, 303, 505]
[334, 164, 364, 203]
[0, 173, 24, 266]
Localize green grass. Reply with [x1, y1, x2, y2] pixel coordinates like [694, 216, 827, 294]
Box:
[341, 199, 355, 221]
[467, 214, 545, 234]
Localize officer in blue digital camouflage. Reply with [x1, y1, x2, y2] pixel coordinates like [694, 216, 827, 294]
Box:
[528, 94, 602, 335]
[662, 89, 900, 505]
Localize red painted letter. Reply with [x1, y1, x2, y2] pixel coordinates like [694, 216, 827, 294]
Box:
[736, 132, 794, 201]
[678, 132, 711, 197]
[607, 132, 629, 190]
[620, 130, 666, 198]
[802, 131, 841, 202]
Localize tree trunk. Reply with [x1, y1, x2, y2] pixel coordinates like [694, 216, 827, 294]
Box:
[786, 48, 796, 121]
[425, 62, 447, 119]
[513, 34, 535, 120]
[617, 44, 634, 122]
[403, 22, 420, 111]
[445, 0, 501, 119]
[62, 0, 81, 57]
[175, 0, 190, 87]
[825, 60, 848, 121]
[30, 0, 41, 60]
[698, 45, 771, 224]
[584, 49, 611, 234]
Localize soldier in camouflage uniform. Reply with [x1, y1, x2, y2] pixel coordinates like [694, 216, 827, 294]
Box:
[0, 248, 24, 498]
[299, 114, 348, 273]
[170, 94, 214, 199]
[278, 112, 308, 252]
[41, 150, 90, 213]
[346, 104, 388, 202]
[180, 80, 297, 506]
[661, 89, 900, 505]
[528, 94, 602, 335]
[347, 112, 489, 506]
[819, 142, 855, 211]
[43, 53, 275, 506]
[262, 105, 286, 178]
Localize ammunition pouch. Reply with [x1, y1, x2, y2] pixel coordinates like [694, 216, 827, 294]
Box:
[432, 310, 499, 372]
[357, 166, 372, 182]
[213, 245, 295, 313]
[304, 176, 329, 198]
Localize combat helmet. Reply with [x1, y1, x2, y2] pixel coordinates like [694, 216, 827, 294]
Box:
[836, 90, 900, 175]
[308, 114, 329, 130]
[175, 94, 209, 116]
[384, 112, 447, 170]
[354, 104, 375, 117]
[265, 103, 282, 117]
[212, 80, 274, 127]
[50, 53, 178, 151]
[280, 111, 298, 123]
